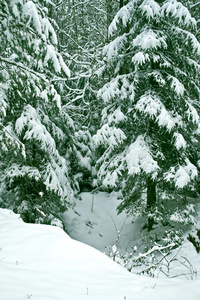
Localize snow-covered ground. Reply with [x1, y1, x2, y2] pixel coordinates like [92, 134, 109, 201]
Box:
[0, 192, 200, 299]
[64, 192, 200, 276]
[64, 192, 138, 253]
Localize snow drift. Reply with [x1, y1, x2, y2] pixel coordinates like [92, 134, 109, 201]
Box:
[0, 208, 199, 300]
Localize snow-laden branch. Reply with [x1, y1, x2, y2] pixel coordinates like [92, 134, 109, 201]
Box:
[132, 243, 176, 261]
[190, 1, 200, 9]
[0, 122, 25, 157]
[0, 56, 48, 83]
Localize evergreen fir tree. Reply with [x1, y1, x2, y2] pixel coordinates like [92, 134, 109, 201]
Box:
[94, 0, 200, 230]
[0, 0, 74, 227]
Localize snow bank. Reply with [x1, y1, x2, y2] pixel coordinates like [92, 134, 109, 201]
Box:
[0, 207, 200, 299]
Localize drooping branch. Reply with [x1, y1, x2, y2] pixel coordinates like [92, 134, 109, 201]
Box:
[0, 56, 48, 83]
[0, 122, 25, 155]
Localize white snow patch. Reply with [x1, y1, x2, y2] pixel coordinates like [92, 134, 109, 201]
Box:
[93, 124, 126, 147]
[136, 93, 162, 117]
[173, 132, 186, 150]
[165, 159, 197, 188]
[139, 0, 160, 19]
[132, 52, 150, 66]
[169, 76, 185, 96]
[107, 108, 126, 125]
[41, 17, 57, 45]
[1, 196, 200, 299]
[156, 108, 176, 132]
[108, 2, 134, 36]
[161, 0, 196, 27]
[126, 135, 159, 176]
[44, 45, 61, 73]
[22, 1, 42, 35]
[103, 34, 126, 60]
[186, 102, 199, 124]
[0, 207, 150, 300]
[133, 30, 167, 50]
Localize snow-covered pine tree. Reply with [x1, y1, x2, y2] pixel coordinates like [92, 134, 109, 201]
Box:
[0, 0, 75, 226]
[94, 0, 200, 230]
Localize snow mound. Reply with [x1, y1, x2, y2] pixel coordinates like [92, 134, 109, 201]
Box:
[0, 208, 200, 300]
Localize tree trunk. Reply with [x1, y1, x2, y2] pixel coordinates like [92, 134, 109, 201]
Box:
[106, 0, 112, 42]
[147, 177, 156, 231]
[72, 0, 79, 47]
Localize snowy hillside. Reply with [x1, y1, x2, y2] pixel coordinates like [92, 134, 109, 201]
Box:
[0, 207, 200, 300]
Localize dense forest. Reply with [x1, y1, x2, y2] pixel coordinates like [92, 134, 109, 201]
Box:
[1, 0, 200, 256]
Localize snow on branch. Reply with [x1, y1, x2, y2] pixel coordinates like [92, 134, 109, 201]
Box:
[0, 56, 48, 82]
[102, 169, 121, 187]
[132, 52, 150, 67]
[6, 164, 41, 182]
[108, 1, 136, 36]
[58, 54, 71, 77]
[42, 114, 65, 141]
[96, 135, 159, 186]
[107, 108, 127, 125]
[98, 77, 119, 102]
[156, 109, 178, 132]
[0, 86, 8, 118]
[136, 93, 162, 118]
[98, 75, 134, 103]
[170, 207, 196, 225]
[161, 0, 196, 27]
[164, 159, 198, 188]
[132, 243, 175, 261]
[97, 150, 124, 187]
[173, 132, 187, 150]
[22, 1, 42, 35]
[41, 17, 57, 45]
[15, 105, 56, 152]
[168, 75, 185, 96]
[11, 0, 23, 19]
[186, 57, 200, 72]
[44, 46, 70, 77]
[0, 123, 26, 157]
[93, 124, 126, 148]
[186, 101, 199, 124]
[135, 92, 178, 131]
[103, 34, 127, 61]
[44, 158, 73, 199]
[133, 30, 167, 50]
[44, 45, 61, 73]
[172, 27, 200, 56]
[125, 135, 159, 177]
[139, 0, 160, 20]
[190, 1, 200, 9]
